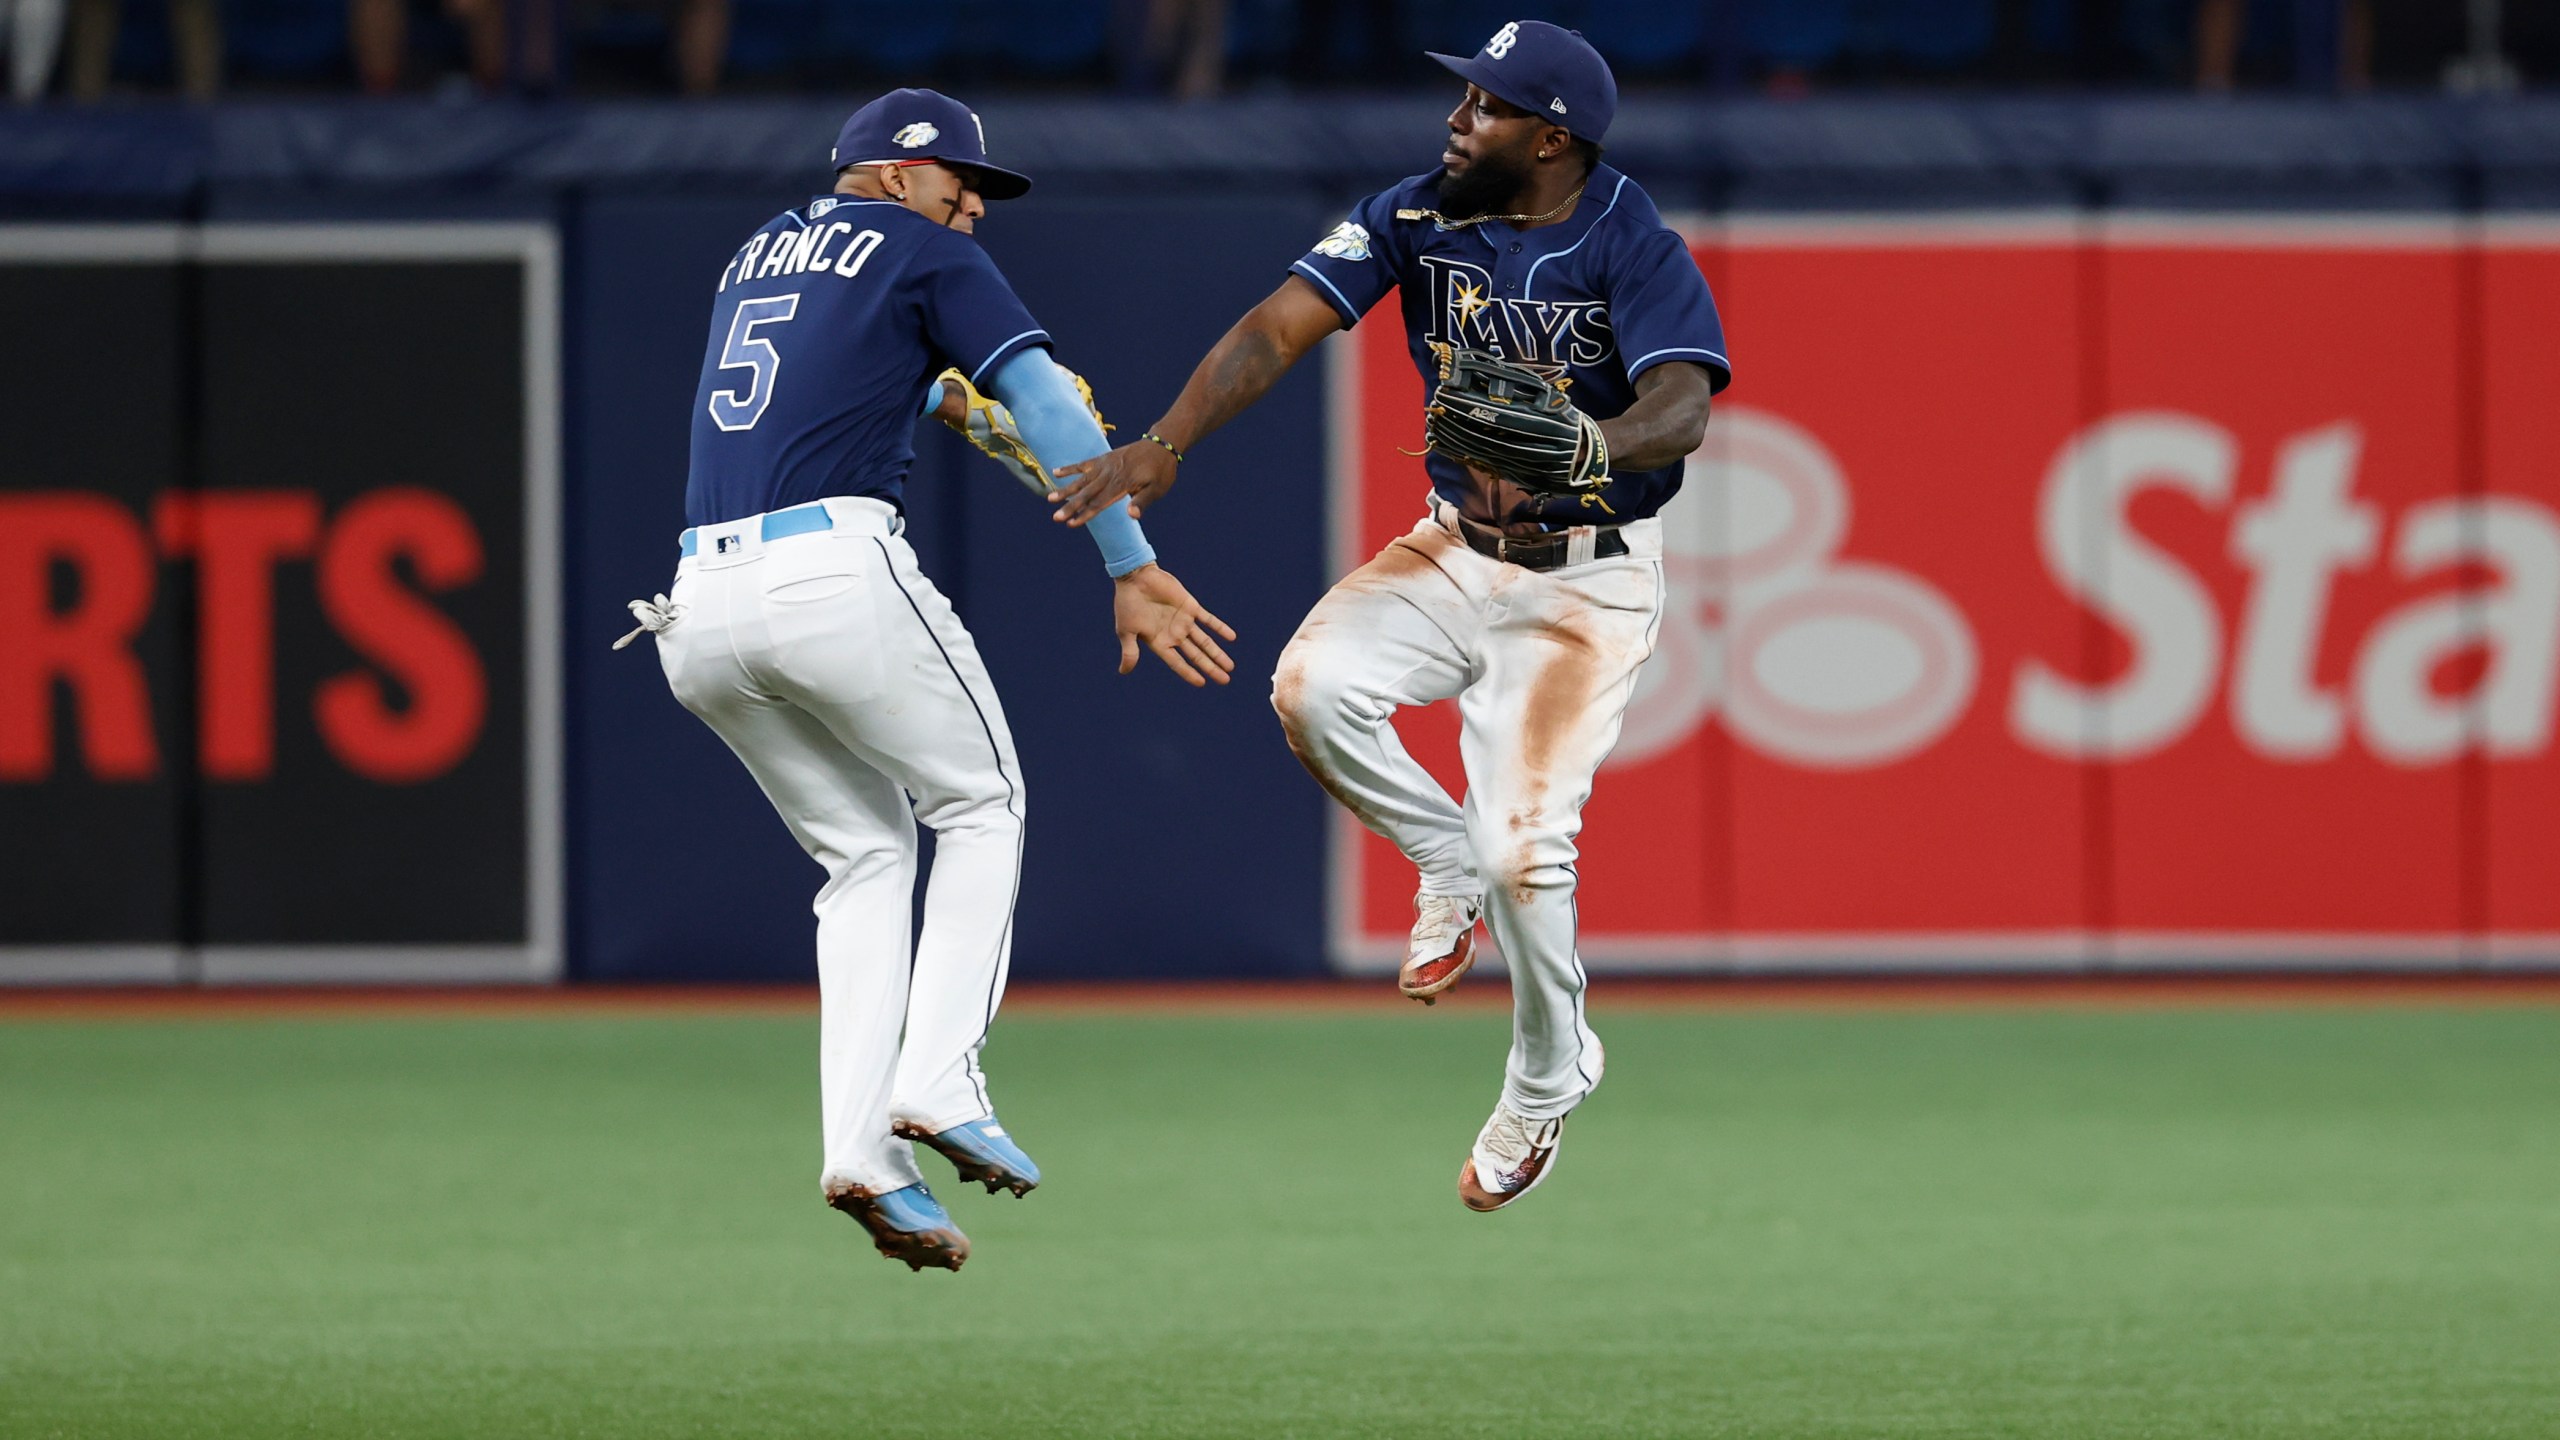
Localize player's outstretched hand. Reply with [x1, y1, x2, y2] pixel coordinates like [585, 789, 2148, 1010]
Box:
[1113, 564, 1237, 687]
[1050, 438, 1180, 526]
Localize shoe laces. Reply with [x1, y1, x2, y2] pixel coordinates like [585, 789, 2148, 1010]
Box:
[1415, 893, 1476, 932]
[1478, 1106, 1560, 1169]
[613, 593, 685, 650]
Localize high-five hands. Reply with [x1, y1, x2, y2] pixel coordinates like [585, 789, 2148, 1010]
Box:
[1112, 564, 1236, 686]
[1050, 439, 1181, 527]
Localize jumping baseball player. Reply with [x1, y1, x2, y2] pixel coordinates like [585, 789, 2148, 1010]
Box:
[1049, 24, 1726, 1210]
[621, 88, 1237, 1271]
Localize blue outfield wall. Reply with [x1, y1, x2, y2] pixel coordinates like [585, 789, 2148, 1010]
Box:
[566, 191, 1335, 982]
[5, 94, 2557, 980]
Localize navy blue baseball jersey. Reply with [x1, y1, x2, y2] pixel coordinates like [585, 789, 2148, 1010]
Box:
[686, 196, 1052, 526]
[1290, 164, 1729, 526]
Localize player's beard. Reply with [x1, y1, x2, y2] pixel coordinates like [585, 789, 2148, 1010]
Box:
[1434, 147, 1535, 221]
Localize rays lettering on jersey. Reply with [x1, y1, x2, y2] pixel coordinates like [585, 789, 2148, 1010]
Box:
[1418, 255, 1614, 369]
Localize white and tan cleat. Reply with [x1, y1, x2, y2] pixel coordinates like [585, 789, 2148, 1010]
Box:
[1399, 892, 1483, 1004]
[1457, 1104, 1565, 1212]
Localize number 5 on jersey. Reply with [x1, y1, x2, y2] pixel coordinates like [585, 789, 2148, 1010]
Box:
[709, 294, 800, 432]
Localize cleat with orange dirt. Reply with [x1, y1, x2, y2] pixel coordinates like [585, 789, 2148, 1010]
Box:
[1400, 892, 1483, 1002]
[1456, 1105, 1564, 1212]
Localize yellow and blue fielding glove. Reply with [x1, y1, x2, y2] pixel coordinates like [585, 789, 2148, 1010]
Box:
[934, 364, 1110, 497]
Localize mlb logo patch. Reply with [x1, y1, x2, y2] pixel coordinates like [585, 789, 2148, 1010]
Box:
[810, 197, 838, 218]
[717, 534, 743, 555]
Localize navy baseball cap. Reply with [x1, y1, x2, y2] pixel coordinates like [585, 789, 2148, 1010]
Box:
[831, 88, 1032, 201]
[1427, 20, 1617, 145]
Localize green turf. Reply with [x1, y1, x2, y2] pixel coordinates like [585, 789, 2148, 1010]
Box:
[3, 1001, 2558, 1438]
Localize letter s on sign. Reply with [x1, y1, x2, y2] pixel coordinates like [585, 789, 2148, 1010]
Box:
[2010, 413, 2233, 761]
[314, 489, 487, 784]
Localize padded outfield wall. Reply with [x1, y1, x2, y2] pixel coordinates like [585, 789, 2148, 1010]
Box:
[1, 97, 2556, 982]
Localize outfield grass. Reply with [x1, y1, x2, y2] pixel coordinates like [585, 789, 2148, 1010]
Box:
[3, 999, 2557, 1438]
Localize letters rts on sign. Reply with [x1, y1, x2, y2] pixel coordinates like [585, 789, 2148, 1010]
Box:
[1328, 216, 2560, 971]
[0, 226, 560, 983]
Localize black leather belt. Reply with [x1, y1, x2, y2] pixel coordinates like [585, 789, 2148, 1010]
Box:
[1446, 512, 1628, 571]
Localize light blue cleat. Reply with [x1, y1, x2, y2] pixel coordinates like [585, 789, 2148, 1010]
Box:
[894, 1116, 1042, 1197]
[826, 1182, 970, 1271]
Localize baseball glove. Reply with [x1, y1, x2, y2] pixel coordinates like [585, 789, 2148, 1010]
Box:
[935, 365, 1111, 496]
[1422, 345, 1609, 496]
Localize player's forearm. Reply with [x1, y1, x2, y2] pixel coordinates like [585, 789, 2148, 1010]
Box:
[1599, 404, 1707, 473]
[1598, 366, 1713, 472]
[992, 351, 1157, 576]
[1149, 324, 1290, 453]
[1151, 287, 1334, 451]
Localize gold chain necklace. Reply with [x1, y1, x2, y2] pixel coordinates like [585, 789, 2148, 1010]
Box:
[1396, 181, 1587, 232]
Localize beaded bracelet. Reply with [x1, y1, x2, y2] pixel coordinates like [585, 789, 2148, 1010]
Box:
[1139, 431, 1186, 464]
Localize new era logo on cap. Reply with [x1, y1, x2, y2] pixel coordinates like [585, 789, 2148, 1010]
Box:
[1550, 98, 1566, 113]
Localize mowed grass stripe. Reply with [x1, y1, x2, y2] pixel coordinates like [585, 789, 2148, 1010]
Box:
[3, 1008, 2555, 1438]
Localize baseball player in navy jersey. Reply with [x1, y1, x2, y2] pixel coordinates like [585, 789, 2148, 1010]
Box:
[621, 89, 1236, 1271]
[1051, 24, 1727, 1211]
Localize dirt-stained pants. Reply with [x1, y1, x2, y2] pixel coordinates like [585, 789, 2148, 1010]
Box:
[1272, 507, 1664, 1120]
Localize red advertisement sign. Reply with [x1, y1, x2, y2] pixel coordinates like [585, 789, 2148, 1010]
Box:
[1327, 217, 2560, 971]
[0, 225, 561, 984]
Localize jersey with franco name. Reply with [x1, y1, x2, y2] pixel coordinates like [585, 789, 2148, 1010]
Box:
[685, 196, 1053, 527]
[1290, 164, 1729, 527]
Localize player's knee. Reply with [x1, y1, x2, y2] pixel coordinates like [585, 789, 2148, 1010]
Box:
[1269, 633, 1357, 741]
[1469, 809, 1579, 908]
[915, 780, 1024, 838]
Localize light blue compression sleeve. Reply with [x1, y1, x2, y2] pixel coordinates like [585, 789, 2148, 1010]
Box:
[920, 378, 946, 415]
[987, 348, 1157, 578]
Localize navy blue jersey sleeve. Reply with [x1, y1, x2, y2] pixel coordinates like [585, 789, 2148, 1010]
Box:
[1607, 228, 1731, 393]
[913, 230, 1053, 386]
[1288, 189, 1406, 328]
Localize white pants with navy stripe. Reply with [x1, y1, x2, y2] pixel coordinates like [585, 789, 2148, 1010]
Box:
[1272, 508, 1665, 1122]
[655, 497, 1023, 1198]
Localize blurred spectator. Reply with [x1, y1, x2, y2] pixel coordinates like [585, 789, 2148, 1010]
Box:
[351, 0, 503, 91]
[644, 0, 727, 94]
[1288, 0, 1400, 84]
[4, 0, 65, 100]
[553, 0, 726, 95]
[2196, 0, 2373, 89]
[1145, 0, 1224, 98]
[66, 0, 220, 97]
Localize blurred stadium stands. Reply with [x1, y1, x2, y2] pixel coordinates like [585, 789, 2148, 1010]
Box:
[14, 0, 2556, 100]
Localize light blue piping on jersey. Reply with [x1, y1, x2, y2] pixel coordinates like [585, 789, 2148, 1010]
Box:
[1289, 260, 1359, 324]
[1627, 345, 1731, 375]
[970, 330, 1049, 387]
[1521, 173, 1630, 301]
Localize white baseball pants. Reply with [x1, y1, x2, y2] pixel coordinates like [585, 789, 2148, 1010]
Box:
[1273, 507, 1664, 1121]
[653, 497, 1023, 1198]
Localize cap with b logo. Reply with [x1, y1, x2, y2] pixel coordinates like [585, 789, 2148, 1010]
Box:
[1426, 20, 1617, 145]
[831, 88, 1032, 200]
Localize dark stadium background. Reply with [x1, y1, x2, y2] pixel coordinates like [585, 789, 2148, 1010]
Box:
[3, 3, 2556, 986]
